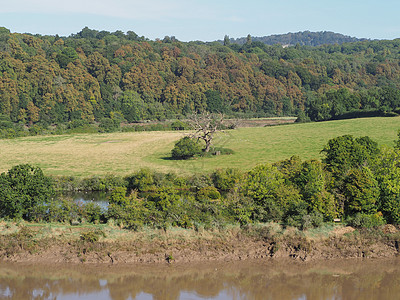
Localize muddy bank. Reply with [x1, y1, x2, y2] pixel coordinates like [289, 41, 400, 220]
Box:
[0, 222, 399, 264]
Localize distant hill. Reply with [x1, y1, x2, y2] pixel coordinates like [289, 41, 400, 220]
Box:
[222, 31, 368, 46]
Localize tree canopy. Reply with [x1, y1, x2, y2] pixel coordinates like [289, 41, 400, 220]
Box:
[0, 28, 400, 131]
[0, 164, 54, 220]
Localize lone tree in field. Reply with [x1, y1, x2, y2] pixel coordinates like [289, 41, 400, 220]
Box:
[171, 136, 203, 159]
[187, 112, 225, 153]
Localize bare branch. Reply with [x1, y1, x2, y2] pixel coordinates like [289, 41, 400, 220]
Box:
[186, 112, 225, 152]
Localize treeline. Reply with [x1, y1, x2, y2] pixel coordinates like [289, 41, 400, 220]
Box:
[225, 31, 366, 47]
[1, 26, 400, 136]
[0, 115, 189, 138]
[1, 133, 400, 229]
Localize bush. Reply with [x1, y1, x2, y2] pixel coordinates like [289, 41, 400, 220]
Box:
[109, 186, 128, 206]
[196, 186, 221, 202]
[283, 201, 309, 228]
[212, 168, 243, 192]
[300, 212, 324, 230]
[244, 164, 304, 223]
[99, 118, 120, 133]
[0, 164, 54, 220]
[224, 190, 254, 225]
[83, 202, 103, 223]
[295, 110, 310, 123]
[347, 212, 386, 228]
[126, 168, 157, 192]
[171, 136, 203, 159]
[107, 191, 149, 229]
[46, 199, 81, 223]
[171, 120, 188, 130]
[53, 174, 127, 192]
[80, 229, 105, 243]
[67, 119, 90, 129]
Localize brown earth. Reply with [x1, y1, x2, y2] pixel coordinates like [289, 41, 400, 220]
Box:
[0, 222, 399, 265]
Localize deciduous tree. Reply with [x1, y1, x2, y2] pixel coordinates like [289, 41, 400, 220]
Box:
[187, 112, 224, 152]
[0, 164, 53, 220]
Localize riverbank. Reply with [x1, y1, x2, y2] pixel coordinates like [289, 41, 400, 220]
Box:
[0, 221, 399, 264]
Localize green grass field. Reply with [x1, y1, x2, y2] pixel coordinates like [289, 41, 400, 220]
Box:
[1, 117, 399, 177]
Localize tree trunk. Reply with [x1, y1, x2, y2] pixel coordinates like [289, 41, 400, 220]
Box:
[204, 139, 211, 152]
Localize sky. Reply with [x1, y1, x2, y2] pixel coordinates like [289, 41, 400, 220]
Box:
[1, 0, 399, 41]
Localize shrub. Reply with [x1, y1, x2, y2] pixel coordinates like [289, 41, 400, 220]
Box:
[188, 173, 213, 190]
[212, 168, 243, 191]
[67, 119, 90, 129]
[171, 136, 203, 159]
[283, 201, 309, 228]
[46, 199, 81, 223]
[80, 229, 105, 243]
[99, 118, 120, 133]
[244, 164, 304, 223]
[196, 186, 221, 202]
[109, 186, 128, 206]
[224, 190, 254, 225]
[396, 129, 400, 149]
[374, 147, 400, 224]
[126, 168, 157, 192]
[83, 202, 103, 223]
[347, 212, 386, 228]
[0, 164, 54, 220]
[107, 191, 149, 229]
[170, 120, 188, 130]
[380, 194, 400, 225]
[300, 212, 324, 230]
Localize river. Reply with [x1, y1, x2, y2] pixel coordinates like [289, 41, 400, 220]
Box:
[1, 258, 399, 299]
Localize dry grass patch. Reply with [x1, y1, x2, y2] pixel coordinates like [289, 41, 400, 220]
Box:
[0, 131, 183, 176]
[1, 117, 399, 176]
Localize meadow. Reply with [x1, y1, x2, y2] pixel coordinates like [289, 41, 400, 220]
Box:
[0, 116, 399, 177]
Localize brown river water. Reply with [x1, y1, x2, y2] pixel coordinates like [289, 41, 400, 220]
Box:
[0, 259, 399, 300]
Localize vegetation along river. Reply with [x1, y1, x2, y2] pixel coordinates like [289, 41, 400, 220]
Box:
[1, 258, 399, 299]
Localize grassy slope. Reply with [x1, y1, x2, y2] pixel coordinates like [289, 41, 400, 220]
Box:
[0, 117, 399, 177]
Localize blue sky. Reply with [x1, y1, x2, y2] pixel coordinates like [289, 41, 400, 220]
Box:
[1, 0, 399, 41]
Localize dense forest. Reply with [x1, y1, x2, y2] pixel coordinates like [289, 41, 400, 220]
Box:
[223, 31, 367, 46]
[1, 27, 400, 136]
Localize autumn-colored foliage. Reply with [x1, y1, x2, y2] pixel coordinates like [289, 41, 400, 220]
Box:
[1, 27, 400, 127]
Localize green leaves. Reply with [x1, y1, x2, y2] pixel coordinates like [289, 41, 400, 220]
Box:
[0, 164, 54, 220]
[244, 164, 285, 204]
[294, 160, 336, 220]
[343, 167, 379, 215]
[373, 147, 400, 223]
[244, 164, 303, 222]
[171, 136, 203, 159]
[321, 135, 379, 179]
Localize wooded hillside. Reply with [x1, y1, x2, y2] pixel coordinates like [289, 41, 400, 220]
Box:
[224, 31, 367, 46]
[0, 27, 400, 128]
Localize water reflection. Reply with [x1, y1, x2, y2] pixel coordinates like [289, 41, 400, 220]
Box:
[0, 259, 399, 300]
[60, 191, 109, 210]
